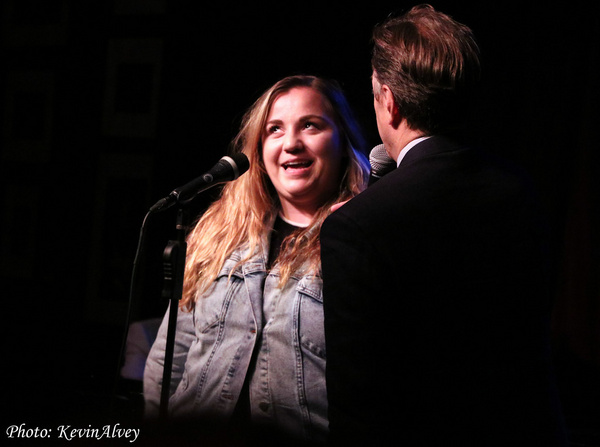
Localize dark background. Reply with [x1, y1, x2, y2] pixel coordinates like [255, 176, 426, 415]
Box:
[2, 1, 599, 445]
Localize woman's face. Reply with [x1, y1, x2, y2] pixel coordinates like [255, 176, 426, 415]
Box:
[262, 87, 344, 221]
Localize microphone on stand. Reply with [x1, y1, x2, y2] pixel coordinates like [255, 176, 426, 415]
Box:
[150, 153, 249, 213]
[368, 144, 396, 186]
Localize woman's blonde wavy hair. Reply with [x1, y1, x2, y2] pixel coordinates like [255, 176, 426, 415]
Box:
[181, 75, 369, 310]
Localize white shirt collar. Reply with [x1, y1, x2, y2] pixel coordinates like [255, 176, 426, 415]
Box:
[396, 136, 432, 167]
[278, 212, 309, 228]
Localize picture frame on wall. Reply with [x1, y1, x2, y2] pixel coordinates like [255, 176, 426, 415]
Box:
[85, 152, 154, 325]
[102, 38, 164, 139]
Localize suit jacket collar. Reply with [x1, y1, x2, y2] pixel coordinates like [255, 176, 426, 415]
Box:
[399, 136, 462, 166]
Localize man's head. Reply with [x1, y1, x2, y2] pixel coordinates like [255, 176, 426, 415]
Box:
[371, 4, 480, 136]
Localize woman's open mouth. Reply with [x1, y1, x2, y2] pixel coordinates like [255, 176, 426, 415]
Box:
[282, 160, 314, 170]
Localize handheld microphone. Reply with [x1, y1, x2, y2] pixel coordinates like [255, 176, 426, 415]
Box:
[149, 153, 249, 213]
[368, 144, 396, 186]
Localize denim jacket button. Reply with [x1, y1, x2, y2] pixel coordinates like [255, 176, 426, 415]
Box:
[259, 402, 269, 412]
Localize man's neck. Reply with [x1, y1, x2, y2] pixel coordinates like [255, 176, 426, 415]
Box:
[388, 122, 426, 161]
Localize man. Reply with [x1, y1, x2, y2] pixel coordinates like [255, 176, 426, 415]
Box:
[320, 5, 568, 446]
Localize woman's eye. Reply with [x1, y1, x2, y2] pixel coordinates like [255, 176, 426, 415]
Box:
[267, 125, 281, 134]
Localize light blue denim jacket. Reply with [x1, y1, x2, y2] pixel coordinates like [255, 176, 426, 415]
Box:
[143, 242, 327, 443]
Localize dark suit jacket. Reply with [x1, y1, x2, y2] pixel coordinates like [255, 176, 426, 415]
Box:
[320, 137, 567, 446]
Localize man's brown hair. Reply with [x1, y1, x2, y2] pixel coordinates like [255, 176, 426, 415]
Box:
[372, 4, 480, 134]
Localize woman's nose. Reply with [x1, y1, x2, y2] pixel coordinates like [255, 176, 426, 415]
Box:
[283, 131, 303, 153]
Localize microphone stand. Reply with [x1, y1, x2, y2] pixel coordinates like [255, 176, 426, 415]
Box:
[159, 207, 188, 420]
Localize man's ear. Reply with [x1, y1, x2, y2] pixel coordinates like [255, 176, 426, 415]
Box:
[381, 85, 402, 128]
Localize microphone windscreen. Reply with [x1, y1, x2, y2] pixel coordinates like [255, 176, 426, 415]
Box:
[230, 153, 250, 176]
[369, 144, 396, 178]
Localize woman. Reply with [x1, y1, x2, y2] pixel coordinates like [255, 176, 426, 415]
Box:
[144, 75, 369, 445]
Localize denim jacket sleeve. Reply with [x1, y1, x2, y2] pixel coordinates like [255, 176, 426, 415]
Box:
[143, 302, 196, 418]
[143, 247, 264, 420]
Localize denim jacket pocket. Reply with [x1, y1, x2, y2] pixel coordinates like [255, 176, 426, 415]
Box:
[194, 258, 245, 334]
